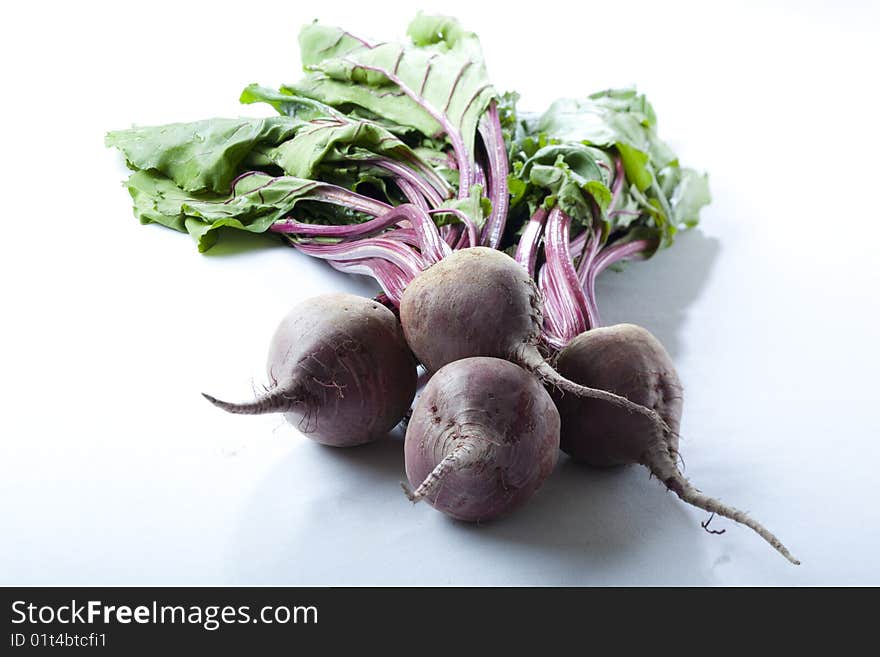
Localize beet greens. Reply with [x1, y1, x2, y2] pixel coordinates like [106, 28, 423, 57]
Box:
[107, 14, 512, 304]
[508, 89, 711, 347]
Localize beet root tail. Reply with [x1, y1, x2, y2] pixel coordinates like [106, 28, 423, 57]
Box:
[403, 441, 479, 504]
[201, 388, 301, 416]
[644, 444, 800, 565]
[517, 346, 673, 436]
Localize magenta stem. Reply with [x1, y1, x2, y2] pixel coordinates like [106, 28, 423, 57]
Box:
[396, 177, 430, 210]
[569, 231, 587, 258]
[327, 257, 408, 305]
[542, 207, 591, 344]
[311, 186, 392, 217]
[581, 238, 654, 331]
[453, 224, 471, 249]
[381, 227, 422, 248]
[591, 238, 653, 276]
[397, 204, 451, 265]
[340, 58, 476, 198]
[224, 172, 392, 219]
[474, 161, 486, 189]
[575, 228, 599, 285]
[428, 208, 479, 249]
[537, 263, 567, 350]
[578, 232, 603, 329]
[477, 101, 511, 249]
[279, 203, 448, 268]
[372, 157, 443, 207]
[293, 237, 424, 280]
[270, 211, 399, 238]
[514, 207, 548, 277]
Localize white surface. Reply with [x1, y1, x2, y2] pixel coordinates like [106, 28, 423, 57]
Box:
[1, 0, 878, 585]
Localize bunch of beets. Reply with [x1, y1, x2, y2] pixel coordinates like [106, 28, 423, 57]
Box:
[107, 14, 797, 563]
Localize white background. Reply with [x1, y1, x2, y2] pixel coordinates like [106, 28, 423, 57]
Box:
[2, 0, 878, 585]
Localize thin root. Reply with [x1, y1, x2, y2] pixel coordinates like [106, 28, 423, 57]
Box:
[518, 347, 674, 436]
[701, 512, 726, 535]
[670, 446, 686, 472]
[400, 481, 419, 503]
[645, 444, 800, 565]
[401, 441, 478, 505]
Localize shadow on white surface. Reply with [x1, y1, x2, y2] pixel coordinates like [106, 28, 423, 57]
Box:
[448, 458, 719, 582]
[597, 229, 721, 358]
[230, 428, 723, 585]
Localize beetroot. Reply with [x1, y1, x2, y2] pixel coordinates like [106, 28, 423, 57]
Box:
[555, 324, 799, 564]
[403, 357, 559, 521]
[203, 293, 417, 446]
[556, 324, 683, 466]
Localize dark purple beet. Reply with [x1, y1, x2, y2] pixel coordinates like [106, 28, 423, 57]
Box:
[203, 293, 417, 446]
[555, 324, 682, 466]
[403, 357, 559, 522]
[555, 324, 799, 564]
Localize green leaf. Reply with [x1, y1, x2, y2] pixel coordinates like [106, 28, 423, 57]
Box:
[106, 117, 301, 193]
[519, 143, 613, 223]
[242, 83, 420, 139]
[239, 82, 439, 189]
[111, 90, 435, 206]
[666, 167, 711, 228]
[532, 89, 679, 191]
[239, 84, 337, 120]
[312, 161, 396, 203]
[126, 170, 219, 232]
[287, 14, 496, 158]
[264, 116, 419, 179]
[123, 170, 369, 253]
[433, 184, 488, 230]
[616, 142, 653, 192]
[507, 174, 528, 210]
[509, 86, 710, 258]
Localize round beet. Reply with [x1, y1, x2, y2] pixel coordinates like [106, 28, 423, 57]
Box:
[556, 323, 799, 564]
[556, 324, 682, 466]
[403, 357, 559, 521]
[203, 293, 417, 446]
